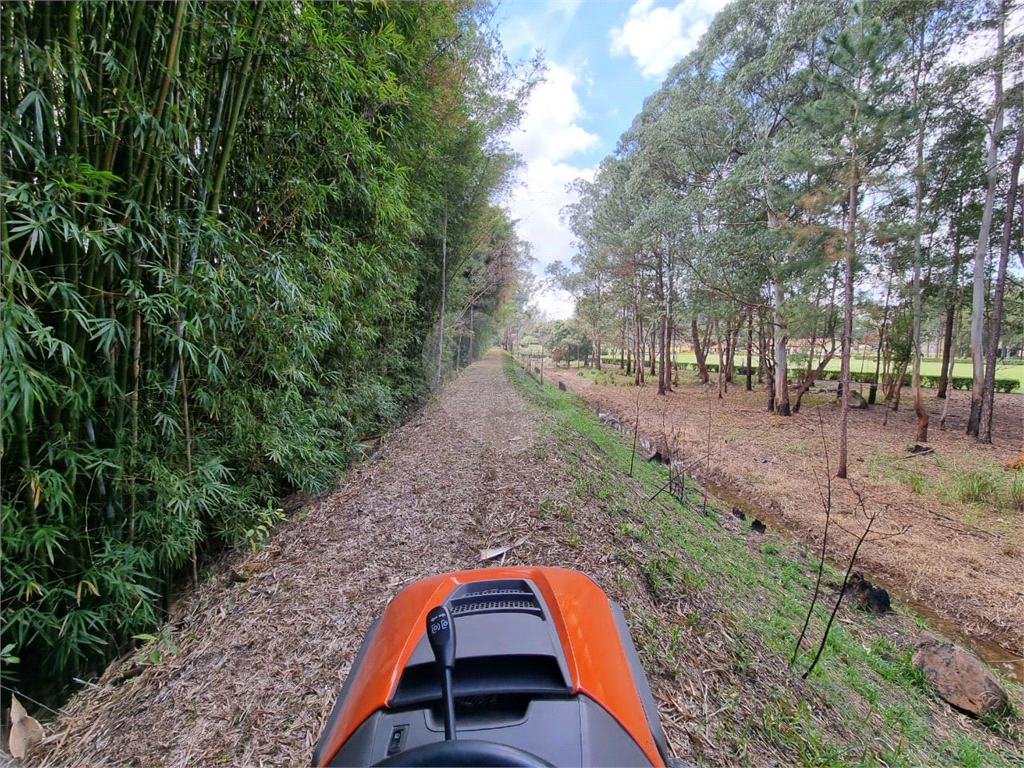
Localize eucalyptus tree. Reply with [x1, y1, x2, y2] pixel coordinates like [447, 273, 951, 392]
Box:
[583, 156, 653, 384]
[556, 174, 618, 371]
[622, 65, 743, 395]
[921, 86, 988, 399]
[788, 0, 908, 476]
[696, 0, 848, 416]
[979, 119, 1023, 442]
[889, 0, 975, 442]
[967, 0, 1008, 436]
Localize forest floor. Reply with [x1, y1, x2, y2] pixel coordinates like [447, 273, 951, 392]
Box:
[543, 362, 1024, 672]
[28, 350, 1022, 767]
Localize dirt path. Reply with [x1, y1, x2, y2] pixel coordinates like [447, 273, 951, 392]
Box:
[543, 365, 1024, 669]
[36, 350, 666, 767]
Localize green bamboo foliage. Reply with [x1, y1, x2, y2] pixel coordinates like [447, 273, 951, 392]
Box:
[1, 0, 531, 702]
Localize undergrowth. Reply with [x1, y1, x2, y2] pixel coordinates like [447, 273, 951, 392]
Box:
[866, 452, 1021, 518]
[504, 353, 1022, 767]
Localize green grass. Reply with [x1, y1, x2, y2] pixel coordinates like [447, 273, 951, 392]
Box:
[952, 470, 997, 504]
[945, 735, 1006, 767]
[502, 352, 1022, 767]
[670, 352, 1024, 383]
[866, 453, 1021, 517]
[589, 351, 1024, 388]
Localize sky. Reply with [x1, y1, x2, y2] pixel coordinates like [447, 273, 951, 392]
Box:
[496, 0, 731, 319]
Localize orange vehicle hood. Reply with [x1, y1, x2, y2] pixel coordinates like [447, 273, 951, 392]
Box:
[315, 565, 663, 766]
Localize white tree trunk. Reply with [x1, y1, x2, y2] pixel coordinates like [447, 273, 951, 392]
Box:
[968, 4, 1004, 436]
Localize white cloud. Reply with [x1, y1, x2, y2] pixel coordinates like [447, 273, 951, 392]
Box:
[532, 287, 576, 320]
[499, 1, 582, 58]
[500, 15, 541, 56]
[509, 64, 599, 164]
[610, 0, 730, 79]
[506, 64, 599, 319]
[546, 0, 582, 20]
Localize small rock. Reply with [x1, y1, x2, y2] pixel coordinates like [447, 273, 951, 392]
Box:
[750, 519, 766, 533]
[849, 389, 869, 409]
[558, 381, 567, 391]
[646, 451, 670, 465]
[845, 572, 890, 614]
[912, 634, 1010, 717]
[731, 506, 746, 521]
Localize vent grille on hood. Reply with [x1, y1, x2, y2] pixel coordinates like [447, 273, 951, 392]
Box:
[449, 582, 542, 617]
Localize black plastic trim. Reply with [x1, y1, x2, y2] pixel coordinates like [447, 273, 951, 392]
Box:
[609, 601, 670, 764]
[390, 655, 570, 708]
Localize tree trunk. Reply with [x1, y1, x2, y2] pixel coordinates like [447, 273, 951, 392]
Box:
[979, 120, 1022, 442]
[757, 307, 767, 384]
[968, 6, 1004, 437]
[793, 344, 837, 413]
[692, 316, 709, 384]
[657, 262, 667, 395]
[870, 284, 888, 407]
[937, 233, 960, 398]
[665, 256, 674, 391]
[940, 302, 960, 429]
[623, 308, 629, 373]
[434, 201, 448, 392]
[938, 190, 964, 399]
[910, 23, 929, 443]
[723, 319, 733, 384]
[773, 277, 790, 416]
[716, 320, 725, 399]
[633, 294, 639, 384]
[891, 359, 909, 412]
[745, 310, 753, 391]
[730, 323, 740, 382]
[838, 209, 855, 479]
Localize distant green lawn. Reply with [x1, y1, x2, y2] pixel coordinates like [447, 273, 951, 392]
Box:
[735, 354, 1017, 382]
[612, 351, 1024, 385]
[712, 353, 1018, 380]
[522, 347, 1023, 387]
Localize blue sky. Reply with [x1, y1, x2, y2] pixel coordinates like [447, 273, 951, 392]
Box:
[496, 0, 731, 318]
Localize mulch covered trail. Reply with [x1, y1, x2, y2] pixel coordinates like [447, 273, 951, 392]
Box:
[35, 350, 590, 767]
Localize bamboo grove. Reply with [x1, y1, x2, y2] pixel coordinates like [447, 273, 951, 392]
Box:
[1, 1, 534, 702]
[548, 0, 1022, 478]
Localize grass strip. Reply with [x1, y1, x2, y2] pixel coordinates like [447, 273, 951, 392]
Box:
[504, 352, 1022, 767]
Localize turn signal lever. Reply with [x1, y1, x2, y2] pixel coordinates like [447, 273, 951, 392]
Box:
[426, 605, 457, 740]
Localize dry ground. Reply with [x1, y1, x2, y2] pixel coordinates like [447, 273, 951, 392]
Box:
[544, 363, 1024, 670]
